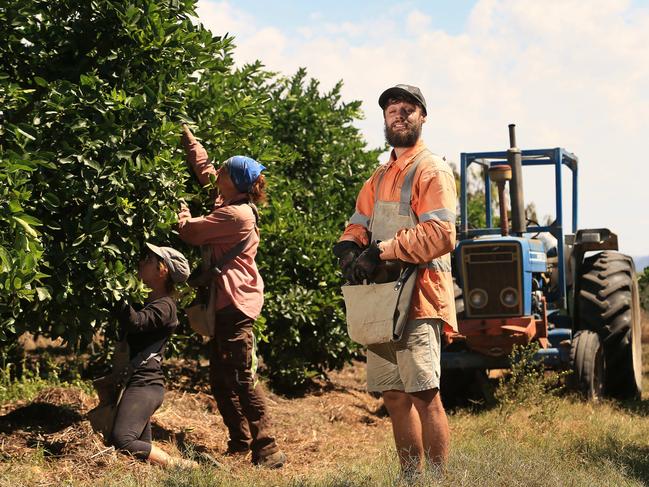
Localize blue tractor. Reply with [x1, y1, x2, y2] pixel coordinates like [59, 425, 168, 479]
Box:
[441, 125, 643, 405]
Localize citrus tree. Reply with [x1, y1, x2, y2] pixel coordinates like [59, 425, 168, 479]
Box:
[0, 0, 272, 352]
[0, 81, 48, 350]
[1, 0, 382, 389]
[639, 267, 649, 311]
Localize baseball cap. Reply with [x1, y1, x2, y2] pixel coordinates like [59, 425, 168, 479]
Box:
[378, 84, 427, 115]
[224, 156, 266, 194]
[145, 243, 190, 283]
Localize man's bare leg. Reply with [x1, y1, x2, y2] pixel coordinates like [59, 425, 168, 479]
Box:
[411, 388, 449, 467]
[382, 390, 424, 471]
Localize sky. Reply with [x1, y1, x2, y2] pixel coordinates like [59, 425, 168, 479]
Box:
[196, 0, 649, 258]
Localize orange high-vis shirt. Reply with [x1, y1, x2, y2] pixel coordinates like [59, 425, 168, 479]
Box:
[339, 139, 458, 332]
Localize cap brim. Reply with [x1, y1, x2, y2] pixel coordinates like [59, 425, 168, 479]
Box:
[378, 87, 425, 114]
[145, 242, 164, 260]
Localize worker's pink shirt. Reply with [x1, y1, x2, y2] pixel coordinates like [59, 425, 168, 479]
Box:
[178, 136, 264, 320]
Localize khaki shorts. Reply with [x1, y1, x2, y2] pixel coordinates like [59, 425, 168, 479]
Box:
[366, 318, 442, 394]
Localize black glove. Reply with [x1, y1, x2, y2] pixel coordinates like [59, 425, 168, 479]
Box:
[333, 241, 362, 283]
[353, 241, 382, 283]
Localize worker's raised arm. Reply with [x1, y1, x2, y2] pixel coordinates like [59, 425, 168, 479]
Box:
[181, 123, 216, 187]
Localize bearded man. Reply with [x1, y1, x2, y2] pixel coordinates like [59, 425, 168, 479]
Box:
[333, 84, 458, 474]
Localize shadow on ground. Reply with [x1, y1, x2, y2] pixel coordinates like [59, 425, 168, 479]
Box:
[0, 402, 82, 435]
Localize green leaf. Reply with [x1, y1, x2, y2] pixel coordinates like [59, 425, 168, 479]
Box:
[35, 287, 51, 301]
[13, 126, 36, 141]
[0, 246, 10, 273]
[12, 216, 39, 237]
[116, 149, 135, 160]
[15, 214, 42, 226]
[34, 76, 48, 87]
[8, 200, 22, 213]
[104, 244, 121, 254]
[72, 234, 88, 246]
[43, 192, 61, 207]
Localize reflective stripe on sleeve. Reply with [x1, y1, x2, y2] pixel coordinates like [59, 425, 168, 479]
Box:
[349, 211, 370, 228]
[418, 208, 456, 224]
[419, 257, 452, 272]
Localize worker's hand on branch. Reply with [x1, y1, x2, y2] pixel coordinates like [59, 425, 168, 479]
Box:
[352, 241, 382, 283]
[177, 203, 191, 224]
[181, 123, 196, 147]
[333, 241, 362, 284]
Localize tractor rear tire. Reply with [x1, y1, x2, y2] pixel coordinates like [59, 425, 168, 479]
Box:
[569, 330, 605, 401]
[577, 251, 642, 399]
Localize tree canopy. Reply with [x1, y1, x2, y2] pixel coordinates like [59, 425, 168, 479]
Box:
[0, 0, 380, 387]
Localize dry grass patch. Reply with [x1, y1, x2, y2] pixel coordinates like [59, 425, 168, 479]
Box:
[4, 349, 649, 486]
[0, 360, 394, 486]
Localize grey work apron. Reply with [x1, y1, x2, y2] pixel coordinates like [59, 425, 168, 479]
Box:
[342, 149, 431, 346]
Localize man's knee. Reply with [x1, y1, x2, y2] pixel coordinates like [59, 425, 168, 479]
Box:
[411, 388, 444, 415]
[382, 389, 412, 414]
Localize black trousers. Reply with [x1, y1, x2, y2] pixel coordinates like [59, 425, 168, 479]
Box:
[111, 384, 164, 459]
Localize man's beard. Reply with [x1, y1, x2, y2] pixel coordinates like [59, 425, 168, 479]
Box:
[384, 120, 422, 148]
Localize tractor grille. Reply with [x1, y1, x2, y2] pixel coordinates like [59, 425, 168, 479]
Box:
[461, 242, 522, 317]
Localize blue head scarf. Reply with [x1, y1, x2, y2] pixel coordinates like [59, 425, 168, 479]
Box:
[224, 156, 266, 193]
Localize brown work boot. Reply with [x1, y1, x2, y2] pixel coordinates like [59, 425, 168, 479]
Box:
[225, 446, 250, 457]
[252, 450, 286, 468]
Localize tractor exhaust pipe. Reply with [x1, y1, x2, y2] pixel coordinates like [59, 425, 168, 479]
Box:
[507, 124, 526, 235]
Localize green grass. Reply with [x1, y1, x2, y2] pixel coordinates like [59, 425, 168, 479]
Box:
[3, 343, 649, 486]
[0, 357, 93, 404]
[3, 395, 649, 486]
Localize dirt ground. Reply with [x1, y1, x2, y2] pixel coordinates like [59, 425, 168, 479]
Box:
[0, 359, 391, 483]
[2, 312, 648, 484]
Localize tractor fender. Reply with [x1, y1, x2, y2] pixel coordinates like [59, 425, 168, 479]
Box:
[573, 228, 618, 276]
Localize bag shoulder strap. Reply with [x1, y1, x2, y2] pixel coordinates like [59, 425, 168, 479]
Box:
[372, 164, 390, 205]
[212, 231, 255, 274]
[398, 149, 433, 215]
[207, 200, 259, 275]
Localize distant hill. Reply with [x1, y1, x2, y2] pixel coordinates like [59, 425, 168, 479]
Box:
[633, 255, 649, 273]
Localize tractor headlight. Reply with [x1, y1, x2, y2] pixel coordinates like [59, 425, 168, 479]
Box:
[468, 289, 488, 309]
[500, 287, 519, 308]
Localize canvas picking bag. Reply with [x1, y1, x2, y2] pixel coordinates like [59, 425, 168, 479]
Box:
[342, 264, 416, 345]
[186, 246, 218, 337]
[88, 337, 168, 442]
